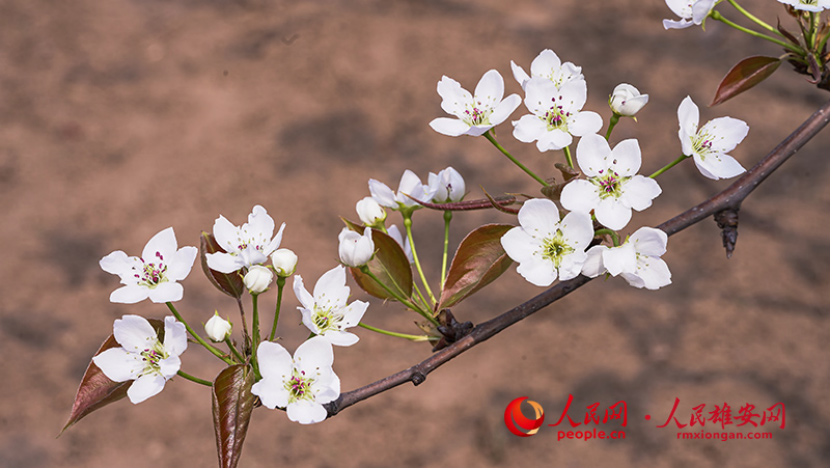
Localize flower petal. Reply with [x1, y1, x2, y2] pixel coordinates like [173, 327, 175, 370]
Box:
[110, 285, 150, 304]
[429, 117, 471, 137]
[516, 255, 558, 287]
[609, 139, 642, 176]
[368, 179, 397, 208]
[341, 300, 369, 328]
[322, 330, 359, 347]
[127, 374, 167, 404]
[437, 75, 472, 116]
[293, 275, 315, 310]
[559, 211, 594, 250]
[113, 314, 158, 352]
[567, 111, 603, 137]
[163, 316, 188, 357]
[212, 215, 240, 254]
[517, 198, 559, 237]
[510, 60, 530, 88]
[594, 197, 632, 231]
[287, 402, 327, 424]
[256, 341, 293, 380]
[93, 348, 142, 382]
[631, 227, 668, 257]
[701, 116, 749, 154]
[473, 69, 504, 109]
[576, 134, 611, 176]
[99, 250, 134, 277]
[166, 246, 198, 281]
[530, 49, 562, 80]
[558, 79, 588, 113]
[634, 256, 672, 290]
[500, 226, 539, 264]
[619, 176, 662, 211]
[489, 94, 521, 128]
[677, 96, 699, 156]
[603, 243, 637, 276]
[512, 114, 547, 143]
[581, 245, 608, 278]
[560, 179, 599, 214]
[142, 227, 178, 263]
[535, 129, 572, 152]
[313, 266, 349, 311]
[294, 336, 334, 372]
[147, 282, 184, 303]
[251, 377, 289, 410]
[556, 250, 587, 281]
[693, 152, 746, 180]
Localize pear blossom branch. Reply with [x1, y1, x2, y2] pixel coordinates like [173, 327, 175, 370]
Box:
[325, 102, 829, 418]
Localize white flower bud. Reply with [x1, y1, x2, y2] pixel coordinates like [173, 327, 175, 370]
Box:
[609, 83, 649, 117]
[271, 248, 298, 277]
[244, 265, 274, 294]
[356, 196, 387, 227]
[429, 167, 466, 203]
[338, 227, 375, 267]
[205, 312, 232, 342]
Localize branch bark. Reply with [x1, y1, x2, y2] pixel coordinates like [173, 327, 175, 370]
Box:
[325, 102, 830, 418]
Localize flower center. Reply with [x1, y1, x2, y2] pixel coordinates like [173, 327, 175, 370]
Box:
[590, 169, 628, 199]
[312, 307, 344, 334]
[544, 98, 570, 131]
[540, 230, 574, 267]
[140, 342, 168, 376]
[462, 102, 491, 126]
[285, 369, 315, 403]
[692, 131, 716, 159]
[134, 252, 168, 288]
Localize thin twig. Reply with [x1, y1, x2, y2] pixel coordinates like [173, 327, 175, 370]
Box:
[325, 102, 830, 418]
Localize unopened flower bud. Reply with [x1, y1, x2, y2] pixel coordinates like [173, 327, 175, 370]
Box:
[338, 227, 375, 267]
[244, 265, 274, 294]
[205, 312, 232, 342]
[356, 196, 387, 227]
[609, 83, 648, 117]
[271, 248, 298, 277]
[429, 166, 466, 203]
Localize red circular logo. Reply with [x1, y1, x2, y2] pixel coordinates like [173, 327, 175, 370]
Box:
[504, 396, 545, 437]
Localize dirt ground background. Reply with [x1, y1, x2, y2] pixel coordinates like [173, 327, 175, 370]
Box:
[0, 0, 828, 467]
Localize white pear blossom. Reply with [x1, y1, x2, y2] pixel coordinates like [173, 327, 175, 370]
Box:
[293, 266, 369, 347]
[93, 315, 187, 404]
[663, 0, 717, 29]
[205, 205, 286, 274]
[368, 170, 436, 210]
[777, 0, 829, 12]
[338, 227, 375, 268]
[387, 224, 414, 264]
[510, 49, 584, 91]
[581, 227, 672, 290]
[251, 337, 340, 424]
[99, 227, 197, 304]
[356, 196, 386, 227]
[609, 83, 649, 117]
[677, 96, 749, 180]
[271, 248, 298, 277]
[500, 199, 594, 287]
[512, 77, 603, 152]
[244, 265, 274, 294]
[560, 135, 662, 231]
[204, 312, 232, 342]
[428, 166, 466, 203]
[429, 70, 521, 137]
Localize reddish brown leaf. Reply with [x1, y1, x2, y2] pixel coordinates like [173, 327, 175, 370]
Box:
[438, 224, 513, 310]
[200, 231, 245, 299]
[711, 56, 782, 106]
[212, 364, 255, 468]
[60, 319, 164, 435]
[342, 219, 413, 301]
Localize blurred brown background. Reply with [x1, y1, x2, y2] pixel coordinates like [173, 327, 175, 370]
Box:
[0, 0, 828, 467]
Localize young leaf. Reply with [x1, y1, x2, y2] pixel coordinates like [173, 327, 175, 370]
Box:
[342, 219, 413, 301]
[200, 231, 245, 299]
[438, 224, 514, 310]
[711, 56, 782, 106]
[212, 364, 255, 468]
[60, 319, 164, 435]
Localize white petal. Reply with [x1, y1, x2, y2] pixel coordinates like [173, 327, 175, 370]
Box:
[110, 285, 150, 304]
[473, 69, 504, 108]
[619, 176, 662, 211]
[437, 75, 472, 116]
[567, 111, 603, 137]
[510, 60, 530, 88]
[293, 275, 315, 310]
[147, 282, 184, 303]
[557, 79, 588, 113]
[93, 348, 142, 382]
[113, 315, 158, 352]
[556, 250, 587, 281]
[489, 94, 521, 127]
[429, 117, 471, 137]
[127, 374, 167, 404]
[594, 197, 632, 231]
[166, 246, 198, 281]
[701, 116, 749, 154]
[501, 226, 539, 264]
[677, 96, 699, 156]
[341, 300, 369, 328]
[512, 114, 547, 143]
[516, 256, 558, 287]
[560, 179, 599, 214]
[581, 245, 608, 278]
[368, 179, 397, 208]
[323, 330, 359, 347]
[142, 227, 177, 263]
[251, 377, 289, 409]
[287, 402, 327, 424]
[631, 227, 668, 257]
[99, 250, 133, 276]
[576, 134, 612, 176]
[163, 316, 188, 357]
[517, 198, 559, 236]
[205, 252, 244, 274]
[246, 205, 275, 246]
[158, 356, 181, 379]
[264, 222, 286, 257]
[294, 336, 335, 372]
[256, 341, 293, 380]
[609, 139, 642, 177]
[212, 215, 240, 254]
[530, 49, 562, 80]
[313, 266, 349, 310]
[663, 18, 694, 29]
[634, 256, 672, 290]
[691, 0, 716, 23]
[603, 243, 637, 276]
[559, 211, 594, 250]
[665, 0, 692, 18]
[523, 78, 559, 116]
[694, 152, 746, 180]
[300, 308, 321, 335]
[535, 129, 572, 152]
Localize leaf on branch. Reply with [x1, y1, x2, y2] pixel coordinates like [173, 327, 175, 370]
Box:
[342, 219, 413, 301]
[60, 319, 164, 436]
[200, 231, 245, 299]
[439, 224, 514, 310]
[212, 364, 255, 469]
[711, 56, 782, 106]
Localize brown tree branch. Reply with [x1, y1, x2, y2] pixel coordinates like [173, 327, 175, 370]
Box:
[324, 102, 830, 418]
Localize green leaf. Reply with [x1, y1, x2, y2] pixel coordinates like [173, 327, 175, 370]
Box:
[342, 219, 413, 301]
[212, 364, 255, 468]
[711, 56, 782, 106]
[438, 224, 513, 310]
[60, 319, 164, 435]
[200, 231, 245, 299]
